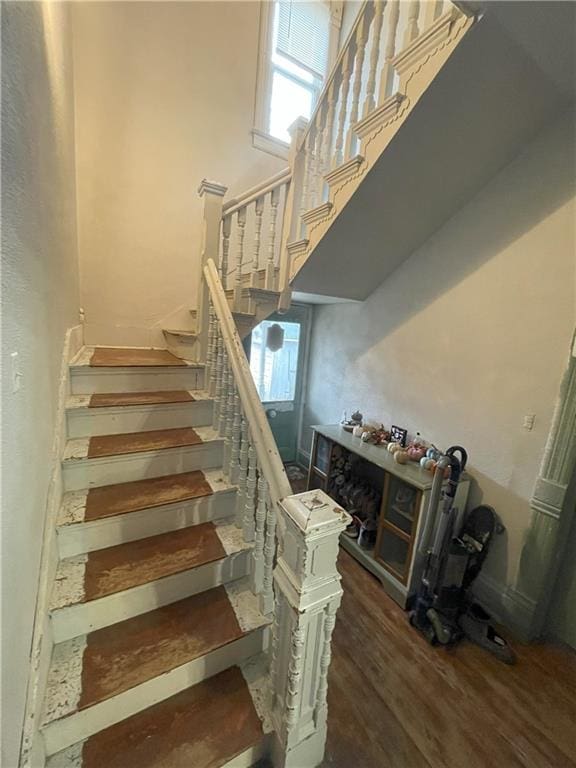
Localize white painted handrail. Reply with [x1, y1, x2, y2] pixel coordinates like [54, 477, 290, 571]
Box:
[204, 258, 292, 528]
[223, 167, 291, 217]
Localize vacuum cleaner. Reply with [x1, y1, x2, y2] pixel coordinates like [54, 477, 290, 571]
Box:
[408, 445, 516, 664]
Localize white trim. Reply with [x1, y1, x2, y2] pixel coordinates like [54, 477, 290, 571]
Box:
[252, 128, 290, 161]
[19, 324, 84, 768]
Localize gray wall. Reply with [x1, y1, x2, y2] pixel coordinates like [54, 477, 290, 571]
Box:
[1, 5, 79, 765]
[301, 110, 575, 593]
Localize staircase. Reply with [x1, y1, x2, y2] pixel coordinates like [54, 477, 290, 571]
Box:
[27, 2, 497, 766]
[43, 346, 272, 768]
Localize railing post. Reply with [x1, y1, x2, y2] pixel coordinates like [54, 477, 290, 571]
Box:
[197, 180, 227, 363]
[278, 116, 308, 311]
[271, 491, 350, 768]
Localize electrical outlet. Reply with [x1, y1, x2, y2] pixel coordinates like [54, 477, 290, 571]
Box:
[523, 413, 535, 431]
[11, 351, 23, 393]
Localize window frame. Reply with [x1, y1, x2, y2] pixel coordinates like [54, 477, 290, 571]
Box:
[252, 1, 343, 160]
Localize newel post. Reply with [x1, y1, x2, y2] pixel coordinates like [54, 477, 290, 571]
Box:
[278, 116, 308, 312]
[196, 179, 227, 362]
[270, 490, 350, 768]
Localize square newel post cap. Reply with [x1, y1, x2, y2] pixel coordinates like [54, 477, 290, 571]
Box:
[288, 116, 309, 142]
[276, 491, 350, 612]
[280, 490, 350, 538]
[197, 179, 228, 198]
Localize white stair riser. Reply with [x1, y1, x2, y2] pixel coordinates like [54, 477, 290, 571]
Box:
[66, 400, 213, 438]
[50, 549, 251, 643]
[70, 367, 204, 395]
[62, 441, 223, 492]
[163, 335, 199, 360]
[221, 738, 270, 768]
[42, 628, 268, 757]
[57, 493, 237, 558]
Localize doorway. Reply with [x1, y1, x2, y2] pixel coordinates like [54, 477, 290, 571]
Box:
[247, 304, 310, 463]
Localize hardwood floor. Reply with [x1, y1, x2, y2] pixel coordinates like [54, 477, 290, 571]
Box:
[321, 550, 576, 768]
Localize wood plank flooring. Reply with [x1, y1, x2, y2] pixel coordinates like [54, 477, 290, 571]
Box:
[321, 550, 576, 768]
[84, 471, 213, 522]
[89, 348, 186, 367]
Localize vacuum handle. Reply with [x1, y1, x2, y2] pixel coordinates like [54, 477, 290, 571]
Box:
[446, 445, 468, 472]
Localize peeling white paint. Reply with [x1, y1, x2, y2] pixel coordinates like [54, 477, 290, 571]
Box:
[43, 636, 87, 725]
[65, 395, 91, 409]
[51, 555, 87, 610]
[204, 469, 234, 493]
[215, 521, 250, 555]
[225, 578, 270, 634]
[241, 654, 274, 734]
[62, 438, 90, 461]
[69, 347, 92, 367]
[194, 425, 221, 443]
[57, 491, 88, 526]
[46, 741, 84, 768]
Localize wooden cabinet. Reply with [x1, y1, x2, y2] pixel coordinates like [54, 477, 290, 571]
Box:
[308, 425, 470, 607]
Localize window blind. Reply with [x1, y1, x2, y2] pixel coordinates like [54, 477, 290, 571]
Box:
[276, 1, 330, 79]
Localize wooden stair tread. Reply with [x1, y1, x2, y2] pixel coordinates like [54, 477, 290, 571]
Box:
[88, 391, 195, 407]
[53, 524, 231, 608]
[77, 587, 245, 711]
[84, 471, 214, 522]
[90, 348, 187, 367]
[87, 427, 203, 459]
[63, 666, 263, 768]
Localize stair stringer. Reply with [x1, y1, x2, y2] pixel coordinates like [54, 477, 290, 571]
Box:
[289, 9, 475, 283]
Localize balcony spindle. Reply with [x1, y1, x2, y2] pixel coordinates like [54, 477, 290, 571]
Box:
[251, 197, 264, 288]
[363, 0, 385, 117]
[378, 0, 400, 103]
[345, 13, 370, 159]
[266, 186, 280, 289]
[334, 47, 354, 167]
[404, 0, 420, 46]
[233, 206, 246, 309]
[321, 79, 339, 186]
[299, 134, 313, 225]
[206, 303, 216, 394]
[221, 215, 231, 290]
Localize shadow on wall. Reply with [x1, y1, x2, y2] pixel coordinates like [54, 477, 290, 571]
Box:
[342, 107, 575, 354]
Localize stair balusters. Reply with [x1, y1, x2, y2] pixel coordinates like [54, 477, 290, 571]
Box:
[333, 46, 354, 169]
[266, 187, 280, 289]
[243, 435, 257, 543]
[252, 465, 267, 595]
[233, 206, 246, 308]
[364, 0, 385, 117]
[378, 0, 400, 103]
[251, 196, 264, 288]
[213, 334, 223, 429]
[345, 11, 371, 160]
[230, 391, 241, 485]
[262, 482, 276, 615]
[404, 0, 421, 46]
[236, 413, 249, 529]
[220, 215, 231, 291]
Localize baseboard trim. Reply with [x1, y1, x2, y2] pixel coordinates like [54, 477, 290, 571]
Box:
[19, 324, 83, 768]
[472, 572, 537, 642]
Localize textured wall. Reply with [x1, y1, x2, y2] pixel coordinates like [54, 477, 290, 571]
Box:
[1, 4, 79, 764]
[302, 110, 575, 590]
[71, 1, 285, 346]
